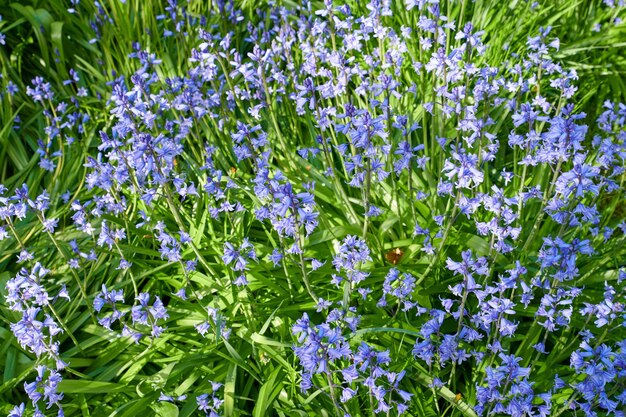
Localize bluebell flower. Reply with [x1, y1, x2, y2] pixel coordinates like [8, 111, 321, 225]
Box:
[378, 268, 417, 310]
[195, 306, 231, 341]
[223, 238, 257, 286]
[196, 381, 224, 417]
[7, 403, 25, 417]
[130, 293, 169, 338]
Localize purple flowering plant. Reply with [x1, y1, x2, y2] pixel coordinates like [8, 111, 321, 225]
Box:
[0, 0, 625, 416]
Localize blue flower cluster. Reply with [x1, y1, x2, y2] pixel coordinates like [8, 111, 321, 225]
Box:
[292, 309, 412, 416]
[94, 286, 170, 341]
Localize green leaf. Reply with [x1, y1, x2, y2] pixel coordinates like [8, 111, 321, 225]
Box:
[153, 402, 179, 417]
[223, 363, 237, 417]
[58, 380, 132, 394]
[253, 367, 283, 417]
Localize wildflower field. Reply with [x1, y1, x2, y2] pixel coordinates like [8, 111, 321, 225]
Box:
[1, 0, 626, 416]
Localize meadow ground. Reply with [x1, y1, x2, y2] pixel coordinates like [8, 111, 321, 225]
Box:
[0, 1, 625, 416]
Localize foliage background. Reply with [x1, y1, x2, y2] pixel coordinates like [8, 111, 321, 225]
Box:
[0, 1, 625, 416]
